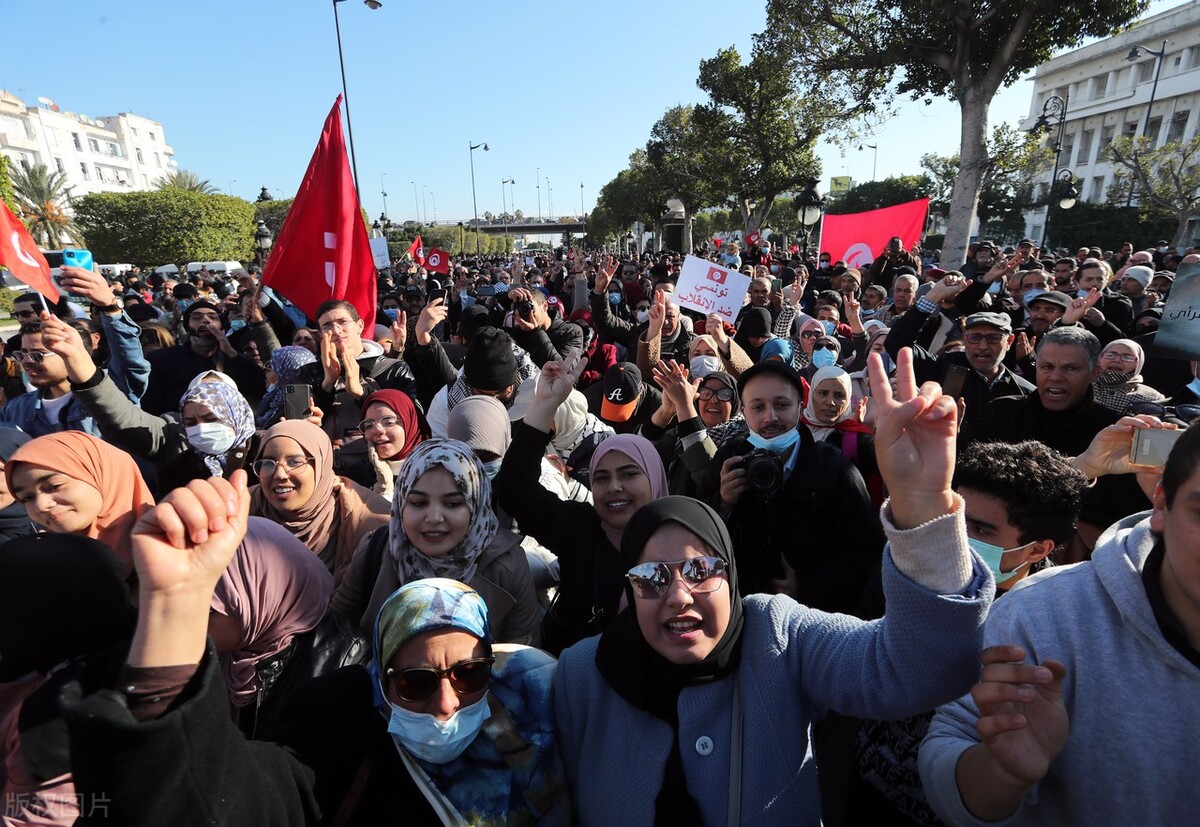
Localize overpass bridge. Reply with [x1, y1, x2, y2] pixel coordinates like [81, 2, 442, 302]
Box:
[425, 219, 586, 235]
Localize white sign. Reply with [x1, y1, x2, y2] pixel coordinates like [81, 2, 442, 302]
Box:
[676, 255, 751, 322]
[369, 237, 390, 269]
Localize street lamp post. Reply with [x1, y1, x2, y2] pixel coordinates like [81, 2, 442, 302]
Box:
[536, 166, 542, 222]
[1043, 170, 1079, 249]
[421, 185, 428, 225]
[380, 173, 388, 218]
[546, 177, 553, 219]
[469, 141, 489, 256]
[501, 177, 515, 250]
[254, 220, 274, 268]
[256, 187, 273, 203]
[430, 192, 437, 225]
[860, 143, 878, 181]
[457, 221, 465, 255]
[624, 231, 635, 256]
[1029, 93, 1070, 248]
[411, 180, 420, 225]
[227, 179, 237, 196]
[331, 0, 382, 197]
[793, 177, 826, 260]
[1127, 40, 1169, 141]
[580, 182, 585, 223]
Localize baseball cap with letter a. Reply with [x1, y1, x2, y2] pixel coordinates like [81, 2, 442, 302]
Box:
[600, 363, 642, 423]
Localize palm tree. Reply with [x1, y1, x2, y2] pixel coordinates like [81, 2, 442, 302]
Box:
[9, 162, 79, 249]
[155, 169, 218, 194]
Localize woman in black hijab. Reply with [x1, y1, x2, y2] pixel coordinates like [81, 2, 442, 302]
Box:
[552, 351, 999, 827]
[734, 306, 773, 363]
[0, 426, 34, 544]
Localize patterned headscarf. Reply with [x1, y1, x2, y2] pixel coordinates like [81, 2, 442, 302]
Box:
[389, 439, 499, 586]
[180, 377, 257, 477]
[256, 346, 318, 428]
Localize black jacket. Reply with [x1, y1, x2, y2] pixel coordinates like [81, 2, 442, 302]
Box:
[588, 290, 694, 365]
[142, 343, 267, 416]
[977, 387, 1120, 457]
[510, 316, 585, 368]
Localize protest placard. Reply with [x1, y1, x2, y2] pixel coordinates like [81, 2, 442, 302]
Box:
[675, 255, 751, 322]
[1152, 260, 1200, 361]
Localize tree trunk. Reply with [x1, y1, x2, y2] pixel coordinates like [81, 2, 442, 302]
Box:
[1173, 212, 1191, 249]
[944, 88, 990, 268]
[683, 208, 695, 255]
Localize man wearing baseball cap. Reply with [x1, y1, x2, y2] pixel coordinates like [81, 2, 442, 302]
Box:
[583, 362, 661, 434]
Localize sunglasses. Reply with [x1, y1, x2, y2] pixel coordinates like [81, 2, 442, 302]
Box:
[698, 386, 735, 401]
[9, 309, 38, 320]
[385, 656, 494, 702]
[1130, 402, 1200, 423]
[626, 557, 727, 600]
[800, 330, 821, 339]
[813, 342, 837, 351]
[10, 350, 56, 364]
[965, 332, 1006, 345]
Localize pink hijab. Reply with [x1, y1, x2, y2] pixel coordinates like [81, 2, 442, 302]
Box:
[210, 518, 333, 707]
[588, 433, 670, 550]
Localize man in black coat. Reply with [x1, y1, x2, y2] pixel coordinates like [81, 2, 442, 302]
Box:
[505, 286, 583, 367]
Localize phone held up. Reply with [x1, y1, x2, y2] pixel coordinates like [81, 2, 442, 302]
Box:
[283, 384, 313, 421]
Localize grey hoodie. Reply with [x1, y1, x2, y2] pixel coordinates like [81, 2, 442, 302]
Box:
[920, 511, 1200, 825]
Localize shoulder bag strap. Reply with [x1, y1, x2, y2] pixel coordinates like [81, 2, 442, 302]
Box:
[330, 755, 373, 827]
[726, 675, 743, 827]
[395, 742, 467, 827]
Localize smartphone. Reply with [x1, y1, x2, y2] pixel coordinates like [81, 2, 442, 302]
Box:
[62, 249, 94, 272]
[942, 364, 969, 399]
[771, 277, 783, 293]
[1130, 427, 1184, 467]
[428, 288, 447, 304]
[475, 284, 496, 297]
[283, 384, 313, 420]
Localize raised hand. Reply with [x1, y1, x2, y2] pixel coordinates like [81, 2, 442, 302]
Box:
[594, 256, 618, 294]
[867, 347, 957, 529]
[391, 310, 408, 355]
[971, 645, 1069, 787]
[416, 297, 448, 345]
[645, 291, 666, 340]
[1012, 331, 1036, 363]
[127, 472, 252, 668]
[38, 311, 97, 383]
[706, 313, 729, 347]
[524, 348, 585, 433]
[651, 359, 697, 419]
[1073, 414, 1178, 478]
[319, 330, 342, 391]
[1061, 288, 1102, 325]
[926, 272, 972, 304]
[57, 265, 117, 307]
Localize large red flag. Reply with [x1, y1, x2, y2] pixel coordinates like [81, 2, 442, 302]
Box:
[407, 235, 424, 266]
[819, 198, 928, 270]
[0, 202, 60, 301]
[262, 96, 375, 330]
[424, 248, 450, 275]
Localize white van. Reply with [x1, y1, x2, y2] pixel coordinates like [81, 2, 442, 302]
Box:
[204, 261, 244, 275]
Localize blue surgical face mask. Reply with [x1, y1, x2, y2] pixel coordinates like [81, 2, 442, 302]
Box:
[1188, 377, 1200, 397]
[608, 292, 622, 306]
[987, 281, 1003, 296]
[178, 299, 195, 313]
[480, 458, 502, 480]
[880, 352, 896, 374]
[382, 307, 399, 322]
[967, 537, 1035, 585]
[820, 320, 836, 335]
[228, 319, 246, 333]
[1022, 288, 1047, 307]
[386, 694, 491, 764]
[1076, 289, 1089, 300]
[811, 347, 838, 368]
[746, 426, 800, 455]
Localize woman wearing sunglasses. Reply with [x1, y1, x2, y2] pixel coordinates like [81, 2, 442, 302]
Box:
[248, 420, 389, 589]
[554, 351, 992, 826]
[63, 475, 568, 826]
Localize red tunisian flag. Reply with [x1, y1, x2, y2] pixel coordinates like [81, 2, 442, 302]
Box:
[424, 248, 451, 275]
[819, 198, 928, 270]
[407, 235, 424, 266]
[262, 96, 375, 330]
[0, 202, 60, 302]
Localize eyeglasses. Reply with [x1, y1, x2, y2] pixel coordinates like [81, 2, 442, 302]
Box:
[1101, 351, 1138, 363]
[965, 332, 1006, 345]
[626, 557, 728, 600]
[9, 309, 38, 320]
[358, 415, 402, 432]
[1130, 402, 1200, 423]
[319, 317, 356, 332]
[251, 456, 313, 476]
[10, 350, 57, 364]
[385, 657, 494, 702]
[800, 330, 821, 339]
[698, 386, 735, 401]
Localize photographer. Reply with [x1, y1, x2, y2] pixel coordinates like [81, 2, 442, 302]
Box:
[867, 236, 921, 292]
[698, 360, 884, 613]
[505, 286, 583, 367]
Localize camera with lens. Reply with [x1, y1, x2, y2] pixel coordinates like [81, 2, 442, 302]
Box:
[742, 448, 785, 497]
[516, 300, 535, 321]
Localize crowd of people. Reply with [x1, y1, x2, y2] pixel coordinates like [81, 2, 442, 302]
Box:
[1, 234, 1198, 826]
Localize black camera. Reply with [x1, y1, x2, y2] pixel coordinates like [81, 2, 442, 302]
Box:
[743, 448, 785, 496]
[516, 300, 535, 321]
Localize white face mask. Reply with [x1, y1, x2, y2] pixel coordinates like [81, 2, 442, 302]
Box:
[185, 422, 237, 456]
[386, 694, 492, 764]
[635, 309, 650, 324]
[689, 355, 721, 379]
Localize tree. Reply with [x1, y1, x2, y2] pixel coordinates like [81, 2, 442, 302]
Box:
[1105, 133, 1200, 247]
[765, 0, 1149, 266]
[0, 155, 17, 214]
[74, 190, 256, 265]
[693, 46, 821, 232]
[1044, 200, 1175, 251]
[9, 162, 80, 248]
[253, 198, 294, 239]
[646, 105, 724, 252]
[827, 174, 932, 214]
[154, 169, 218, 194]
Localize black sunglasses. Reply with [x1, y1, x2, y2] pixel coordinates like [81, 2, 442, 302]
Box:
[1130, 402, 1200, 423]
[385, 657, 494, 702]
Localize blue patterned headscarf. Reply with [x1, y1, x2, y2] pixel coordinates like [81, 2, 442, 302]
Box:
[256, 346, 318, 428]
[180, 376, 257, 477]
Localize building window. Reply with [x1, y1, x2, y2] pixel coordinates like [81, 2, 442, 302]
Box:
[88, 137, 99, 153]
[1031, 224, 1043, 241]
[149, 131, 156, 142]
[154, 152, 162, 168]
[1147, 116, 1163, 145]
[1078, 130, 1094, 165]
[1168, 110, 1190, 143]
[136, 148, 144, 163]
[1124, 121, 1140, 138]
[131, 127, 138, 137]
[1100, 124, 1115, 152]
[72, 133, 82, 150]
[1091, 176, 1106, 202]
[54, 157, 65, 173]
[1092, 76, 1107, 100]
[104, 141, 121, 158]
[95, 165, 104, 182]
[1061, 134, 1075, 164]
[80, 162, 90, 181]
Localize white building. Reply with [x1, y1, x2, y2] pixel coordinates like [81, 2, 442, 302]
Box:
[0, 90, 176, 199]
[1022, 1, 1200, 244]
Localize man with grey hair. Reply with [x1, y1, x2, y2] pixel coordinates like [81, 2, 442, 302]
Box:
[879, 274, 918, 325]
[975, 326, 1118, 456]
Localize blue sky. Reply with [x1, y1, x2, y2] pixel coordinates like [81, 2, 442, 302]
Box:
[3, 0, 1183, 229]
